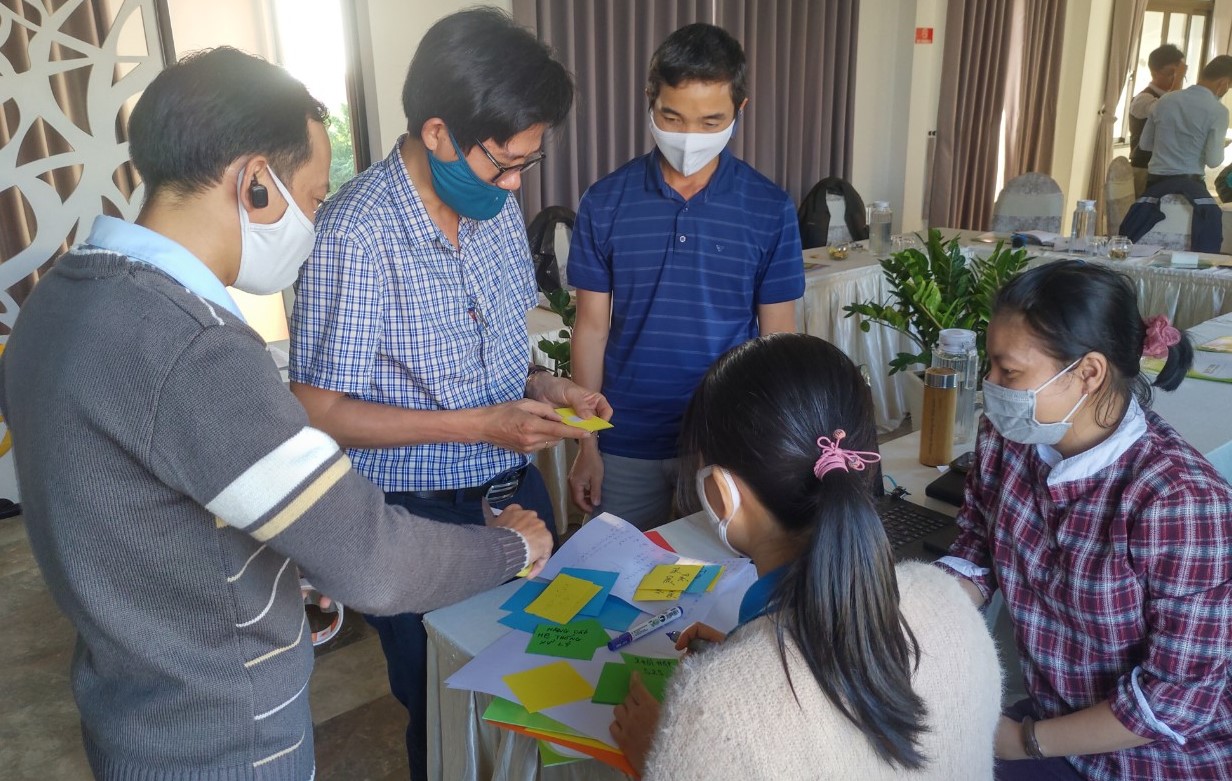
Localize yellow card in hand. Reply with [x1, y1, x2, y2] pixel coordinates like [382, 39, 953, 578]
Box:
[503, 661, 595, 713]
[555, 407, 614, 432]
[525, 573, 603, 624]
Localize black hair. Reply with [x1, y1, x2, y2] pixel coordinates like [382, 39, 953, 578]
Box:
[1202, 54, 1232, 82]
[1148, 44, 1184, 72]
[679, 333, 928, 770]
[647, 23, 747, 111]
[401, 8, 573, 150]
[993, 261, 1193, 425]
[128, 47, 327, 198]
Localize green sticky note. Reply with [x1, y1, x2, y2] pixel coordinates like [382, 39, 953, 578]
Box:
[526, 618, 610, 661]
[621, 653, 677, 700]
[538, 740, 585, 767]
[591, 662, 633, 705]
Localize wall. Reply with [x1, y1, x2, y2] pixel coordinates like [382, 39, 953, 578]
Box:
[164, 0, 278, 57]
[850, 0, 923, 233]
[353, 0, 513, 157]
[1051, 0, 1114, 223]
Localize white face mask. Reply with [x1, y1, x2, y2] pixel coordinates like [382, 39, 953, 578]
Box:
[696, 465, 742, 555]
[648, 110, 736, 177]
[234, 167, 316, 295]
[982, 358, 1088, 446]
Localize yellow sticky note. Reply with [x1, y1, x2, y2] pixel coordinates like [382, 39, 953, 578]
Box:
[555, 407, 614, 432]
[633, 588, 683, 602]
[525, 573, 603, 624]
[638, 564, 702, 593]
[503, 661, 595, 713]
[515, 565, 532, 578]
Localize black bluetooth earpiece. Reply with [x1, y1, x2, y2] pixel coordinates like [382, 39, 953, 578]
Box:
[248, 173, 269, 209]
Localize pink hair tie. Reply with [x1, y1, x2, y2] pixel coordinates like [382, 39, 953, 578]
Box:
[813, 429, 881, 480]
[1142, 314, 1181, 359]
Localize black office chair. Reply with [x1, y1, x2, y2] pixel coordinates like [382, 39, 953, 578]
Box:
[526, 206, 576, 294]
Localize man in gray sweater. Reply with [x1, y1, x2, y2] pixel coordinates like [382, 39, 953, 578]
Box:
[0, 47, 552, 781]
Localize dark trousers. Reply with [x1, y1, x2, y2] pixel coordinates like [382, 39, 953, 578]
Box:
[994, 699, 1087, 780]
[365, 465, 556, 780]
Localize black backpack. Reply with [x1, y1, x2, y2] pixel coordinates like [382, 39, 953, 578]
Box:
[525, 206, 576, 294]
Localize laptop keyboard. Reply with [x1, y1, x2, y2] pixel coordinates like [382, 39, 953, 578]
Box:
[877, 499, 955, 550]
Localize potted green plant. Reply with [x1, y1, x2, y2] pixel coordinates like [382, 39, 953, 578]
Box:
[843, 230, 1031, 425]
[536, 287, 575, 378]
[844, 229, 1030, 374]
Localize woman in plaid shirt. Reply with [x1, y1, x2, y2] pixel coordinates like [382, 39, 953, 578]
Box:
[940, 261, 1232, 780]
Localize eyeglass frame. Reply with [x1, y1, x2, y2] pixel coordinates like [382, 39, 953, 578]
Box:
[473, 138, 546, 184]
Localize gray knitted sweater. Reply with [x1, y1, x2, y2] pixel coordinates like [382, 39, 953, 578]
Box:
[0, 249, 528, 780]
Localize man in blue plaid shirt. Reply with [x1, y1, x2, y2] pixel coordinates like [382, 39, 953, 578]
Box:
[288, 10, 609, 778]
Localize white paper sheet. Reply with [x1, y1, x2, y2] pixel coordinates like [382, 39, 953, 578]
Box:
[538, 513, 685, 604]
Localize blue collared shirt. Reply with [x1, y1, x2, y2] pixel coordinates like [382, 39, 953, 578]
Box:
[289, 137, 537, 492]
[84, 215, 244, 321]
[737, 564, 788, 627]
[568, 149, 805, 460]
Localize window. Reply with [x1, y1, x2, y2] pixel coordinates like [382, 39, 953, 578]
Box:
[1114, 0, 1213, 144]
[270, 0, 370, 192]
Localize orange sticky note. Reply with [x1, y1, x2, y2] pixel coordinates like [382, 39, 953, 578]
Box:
[503, 661, 595, 713]
[525, 573, 603, 624]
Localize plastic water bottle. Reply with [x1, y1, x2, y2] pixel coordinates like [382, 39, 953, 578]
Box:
[868, 201, 893, 255]
[1070, 199, 1096, 254]
[933, 329, 978, 444]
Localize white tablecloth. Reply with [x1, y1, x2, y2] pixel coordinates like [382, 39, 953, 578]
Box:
[422, 513, 731, 781]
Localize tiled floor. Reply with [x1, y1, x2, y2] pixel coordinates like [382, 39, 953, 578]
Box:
[0, 513, 409, 781]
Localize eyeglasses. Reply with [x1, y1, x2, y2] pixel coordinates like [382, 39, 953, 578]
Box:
[474, 138, 545, 185]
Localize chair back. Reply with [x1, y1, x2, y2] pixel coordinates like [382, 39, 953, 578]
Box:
[526, 206, 576, 294]
[1137, 194, 1193, 250]
[990, 172, 1064, 234]
[1104, 156, 1136, 234]
[798, 176, 868, 248]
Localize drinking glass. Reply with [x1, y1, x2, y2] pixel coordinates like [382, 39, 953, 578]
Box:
[1108, 235, 1131, 260]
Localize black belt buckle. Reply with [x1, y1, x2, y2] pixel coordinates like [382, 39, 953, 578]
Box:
[483, 468, 524, 504]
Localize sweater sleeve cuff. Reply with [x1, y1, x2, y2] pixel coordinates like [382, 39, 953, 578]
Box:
[498, 528, 532, 576]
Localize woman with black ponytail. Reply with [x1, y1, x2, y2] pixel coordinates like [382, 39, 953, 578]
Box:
[939, 261, 1232, 780]
[610, 333, 1001, 778]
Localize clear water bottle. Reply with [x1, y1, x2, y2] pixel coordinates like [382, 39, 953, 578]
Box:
[1070, 199, 1096, 254]
[933, 328, 978, 444]
[868, 200, 893, 255]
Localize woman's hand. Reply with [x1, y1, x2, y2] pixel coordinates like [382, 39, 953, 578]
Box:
[610, 672, 661, 776]
[994, 715, 1027, 760]
[673, 621, 726, 655]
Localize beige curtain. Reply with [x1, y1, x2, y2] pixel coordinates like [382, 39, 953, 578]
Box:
[0, 0, 142, 316]
[929, 0, 1015, 230]
[1003, 0, 1067, 179]
[1087, 0, 1148, 232]
[511, 0, 860, 217]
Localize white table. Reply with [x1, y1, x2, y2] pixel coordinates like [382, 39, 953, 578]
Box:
[422, 512, 729, 781]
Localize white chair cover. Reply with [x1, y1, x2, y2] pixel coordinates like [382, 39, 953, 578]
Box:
[825, 194, 852, 246]
[1138, 194, 1192, 250]
[990, 172, 1064, 234]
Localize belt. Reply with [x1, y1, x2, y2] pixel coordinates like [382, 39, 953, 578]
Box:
[404, 465, 528, 504]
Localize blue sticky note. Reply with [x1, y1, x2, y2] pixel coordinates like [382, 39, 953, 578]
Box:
[498, 610, 554, 633]
[498, 580, 554, 633]
[595, 596, 644, 632]
[561, 567, 619, 617]
[500, 580, 547, 612]
[684, 564, 723, 595]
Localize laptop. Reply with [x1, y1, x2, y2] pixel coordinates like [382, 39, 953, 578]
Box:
[869, 458, 961, 562]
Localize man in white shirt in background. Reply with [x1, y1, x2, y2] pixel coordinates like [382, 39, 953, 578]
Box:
[1140, 54, 1232, 192]
[1128, 44, 1186, 195]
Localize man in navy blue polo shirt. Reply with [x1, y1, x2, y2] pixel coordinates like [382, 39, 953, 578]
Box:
[568, 23, 805, 530]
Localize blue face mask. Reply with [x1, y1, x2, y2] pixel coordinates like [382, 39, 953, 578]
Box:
[426, 132, 510, 221]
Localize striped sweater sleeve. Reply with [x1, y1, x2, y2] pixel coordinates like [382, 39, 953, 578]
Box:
[144, 325, 529, 615]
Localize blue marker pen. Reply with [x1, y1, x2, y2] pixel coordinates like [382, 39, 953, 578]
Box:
[607, 606, 683, 652]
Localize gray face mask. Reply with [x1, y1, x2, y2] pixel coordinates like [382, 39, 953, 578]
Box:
[981, 358, 1087, 446]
